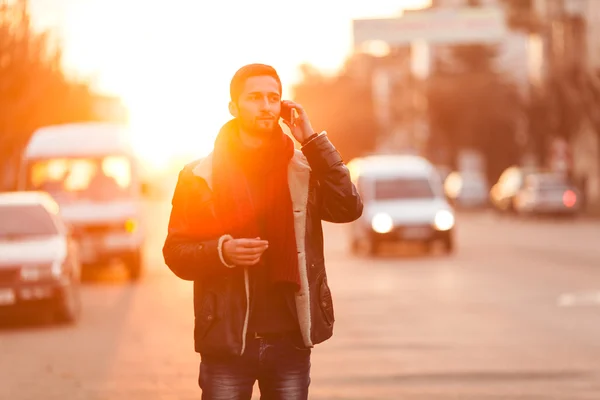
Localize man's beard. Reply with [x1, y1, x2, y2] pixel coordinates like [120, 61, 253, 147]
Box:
[241, 117, 278, 137]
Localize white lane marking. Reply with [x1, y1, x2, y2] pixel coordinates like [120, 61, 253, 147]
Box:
[557, 291, 600, 307]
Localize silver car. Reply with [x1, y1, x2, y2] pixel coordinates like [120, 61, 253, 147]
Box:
[348, 155, 456, 255]
[514, 173, 581, 216]
[0, 191, 81, 323]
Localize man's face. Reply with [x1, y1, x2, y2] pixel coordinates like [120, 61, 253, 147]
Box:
[232, 75, 281, 136]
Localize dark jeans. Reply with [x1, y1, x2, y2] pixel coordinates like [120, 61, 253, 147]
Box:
[199, 333, 311, 400]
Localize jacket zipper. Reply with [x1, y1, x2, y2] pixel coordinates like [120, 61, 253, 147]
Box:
[240, 267, 250, 355]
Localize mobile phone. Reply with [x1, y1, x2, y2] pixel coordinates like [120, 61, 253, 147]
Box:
[281, 102, 295, 125]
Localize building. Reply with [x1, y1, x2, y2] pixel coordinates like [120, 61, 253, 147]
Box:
[429, 0, 530, 91]
[531, 0, 600, 71]
[351, 0, 527, 165]
[528, 0, 600, 210]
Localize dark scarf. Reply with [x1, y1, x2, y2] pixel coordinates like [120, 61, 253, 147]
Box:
[212, 119, 300, 290]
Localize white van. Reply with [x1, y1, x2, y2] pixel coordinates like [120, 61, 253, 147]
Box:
[347, 154, 456, 255]
[18, 122, 145, 280]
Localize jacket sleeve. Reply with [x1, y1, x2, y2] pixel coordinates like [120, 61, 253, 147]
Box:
[162, 169, 234, 281]
[301, 133, 363, 223]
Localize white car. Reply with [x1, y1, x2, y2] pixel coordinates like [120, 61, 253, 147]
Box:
[348, 155, 456, 255]
[18, 122, 145, 280]
[0, 191, 81, 323]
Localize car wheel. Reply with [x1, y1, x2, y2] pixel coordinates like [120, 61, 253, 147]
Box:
[368, 239, 380, 256]
[125, 250, 143, 282]
[350, 237, 361, 254]
[55, 283, 81, 324]
[424, 240, 435, 254]
[443, 236, 455, 254]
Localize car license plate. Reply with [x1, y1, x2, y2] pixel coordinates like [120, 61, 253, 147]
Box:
[0, 288, 16, 306]
[104, 233, 132, 248]
[402, 227, 431, 239]
[78, 239, 98, 262]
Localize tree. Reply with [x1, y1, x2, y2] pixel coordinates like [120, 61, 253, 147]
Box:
[501, 0, 600, 167]
[0, 0, 98, 190]
[498, 0, 539, 33]
[426, 44, 524, 183]
[291, 64, 379, 162]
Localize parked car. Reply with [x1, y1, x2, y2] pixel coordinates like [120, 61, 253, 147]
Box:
[18, 122, 146, 280]
[490, 166, 533, 213]
[444, 171, 489, 209]
[0, 191, 81, 323]
[347, 155, 456, 255]
[514, 173, 581, 216]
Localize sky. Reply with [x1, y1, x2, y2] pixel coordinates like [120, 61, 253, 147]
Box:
[29, 0, 431, 167]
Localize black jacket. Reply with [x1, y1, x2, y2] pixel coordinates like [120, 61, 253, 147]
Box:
[163, 133, 363, 356]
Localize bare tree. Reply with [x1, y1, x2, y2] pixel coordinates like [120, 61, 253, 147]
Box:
[292, 64, 379, 162]
[426, 44, 524, 182]
[0, 0, 97, 190]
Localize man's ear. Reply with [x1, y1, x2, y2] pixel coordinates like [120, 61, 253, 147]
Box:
[228, 101, 239, 118]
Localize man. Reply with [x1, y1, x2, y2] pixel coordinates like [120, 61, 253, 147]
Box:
[163, 63, 363, 400]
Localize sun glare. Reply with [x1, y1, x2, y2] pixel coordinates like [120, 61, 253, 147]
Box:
[31, 0, 431, 170]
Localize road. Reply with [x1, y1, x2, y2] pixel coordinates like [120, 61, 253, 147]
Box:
[1, 203, 600, 400]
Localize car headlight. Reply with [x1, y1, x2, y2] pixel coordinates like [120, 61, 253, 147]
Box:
[371, 213, 394, 234]
[434, 210, 455, 231]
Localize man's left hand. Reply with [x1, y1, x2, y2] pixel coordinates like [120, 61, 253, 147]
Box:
[281, 100, 314, 144]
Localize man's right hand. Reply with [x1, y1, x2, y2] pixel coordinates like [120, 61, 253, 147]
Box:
[222, 237, 269, 266]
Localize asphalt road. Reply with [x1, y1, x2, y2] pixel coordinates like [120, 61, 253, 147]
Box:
[1, 203, 599, 400]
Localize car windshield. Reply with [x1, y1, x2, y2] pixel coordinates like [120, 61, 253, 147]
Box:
[374, 177, 435, 200]
[0, 204, 58, 239]
[530, 174, 571, 191]
[26, 156, 133, 203]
